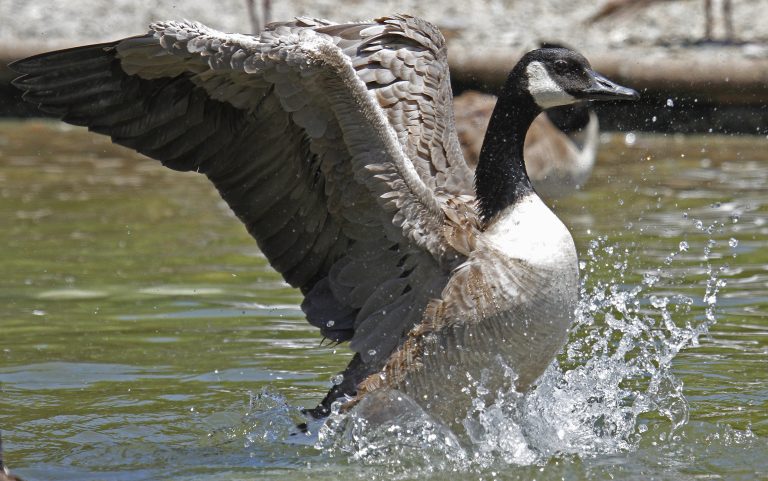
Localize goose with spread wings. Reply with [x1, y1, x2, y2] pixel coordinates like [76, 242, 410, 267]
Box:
[11, 14, 638, 428]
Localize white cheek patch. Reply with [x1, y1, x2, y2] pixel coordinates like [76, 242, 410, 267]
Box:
[526, 61, 576, 109]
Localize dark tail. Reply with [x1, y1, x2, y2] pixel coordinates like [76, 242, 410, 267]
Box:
[294, 353, 374, 433]
[0, 431, 5, 471]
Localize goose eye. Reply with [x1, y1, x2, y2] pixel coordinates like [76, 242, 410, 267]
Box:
[553, 59, 569, 74]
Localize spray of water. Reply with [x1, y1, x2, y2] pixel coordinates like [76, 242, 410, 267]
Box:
[312, 216, 729, 471]
[217, 214, 733, 477]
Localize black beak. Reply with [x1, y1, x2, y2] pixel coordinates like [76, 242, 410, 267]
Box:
[580, 70, 639, 101]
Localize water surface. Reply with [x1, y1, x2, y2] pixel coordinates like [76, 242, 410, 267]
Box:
[1, 121, 766, 480]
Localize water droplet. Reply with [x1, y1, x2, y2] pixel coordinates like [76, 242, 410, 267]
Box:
[624, 132, 636, 145]
[32, 309, 46, 316]
[331, 374, 344, 385]
[367, 349, 377, 357]
[643, 272, 659, 286]
[326, 320, 335, 327]
[694, 220, 703, 230]
[651, 115, 657, 122]
[666, 98, 674, 107]
[650, 296, 668, 309]
[728, 238, 738, 248]
[678, 241, 689, 252]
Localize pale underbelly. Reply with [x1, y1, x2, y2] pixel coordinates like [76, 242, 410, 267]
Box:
[393, 270, 577, 436]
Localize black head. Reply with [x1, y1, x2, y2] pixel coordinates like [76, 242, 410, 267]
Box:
[475, 47, 638, 223]
[516, 47, 639, 109]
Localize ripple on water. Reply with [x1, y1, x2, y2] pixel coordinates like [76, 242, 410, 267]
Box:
[2, 125, 766, 480]
[0, 362, 171, 390]
[35, 289, 110, 300]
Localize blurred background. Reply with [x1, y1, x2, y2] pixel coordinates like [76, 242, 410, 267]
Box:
[1, 0, 768, 132]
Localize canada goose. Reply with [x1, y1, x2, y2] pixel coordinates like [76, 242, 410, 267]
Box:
[454, 91, 599, 198]
[11, 14, 638, 429]
[589, 0, 734, 41]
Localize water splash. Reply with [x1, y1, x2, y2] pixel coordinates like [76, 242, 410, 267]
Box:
[207, 388, 310, 450]
[315, 217, 730, 471]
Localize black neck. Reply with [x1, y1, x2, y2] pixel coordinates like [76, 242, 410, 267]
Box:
[474, 81, 541, 223]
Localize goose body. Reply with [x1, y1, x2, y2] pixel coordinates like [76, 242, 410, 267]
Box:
[363, 193, 579, 428]
[11, 14, 637, 430]
[454, 91, 599, 198]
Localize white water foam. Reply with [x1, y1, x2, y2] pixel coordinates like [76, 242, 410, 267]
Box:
[314, 217, 730, 472]
[212, 217, 734, 478]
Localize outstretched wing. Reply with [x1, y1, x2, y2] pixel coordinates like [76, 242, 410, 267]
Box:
[11, 14, 478, 364]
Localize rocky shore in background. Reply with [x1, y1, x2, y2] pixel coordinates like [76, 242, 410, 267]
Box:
[1, 0, 767, 132]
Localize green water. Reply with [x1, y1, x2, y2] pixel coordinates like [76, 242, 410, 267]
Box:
[0, 121, 766, 480]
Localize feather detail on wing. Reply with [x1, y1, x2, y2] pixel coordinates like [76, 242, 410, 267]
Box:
[11, 14, 481, 362]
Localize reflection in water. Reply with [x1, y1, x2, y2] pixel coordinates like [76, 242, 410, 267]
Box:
[1, 122, 767, 480]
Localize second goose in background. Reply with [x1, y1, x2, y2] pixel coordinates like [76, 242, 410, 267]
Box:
[454, 91, 599, 199]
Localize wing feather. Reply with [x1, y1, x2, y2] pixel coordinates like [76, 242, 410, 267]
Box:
[11, 14, 481, 365]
